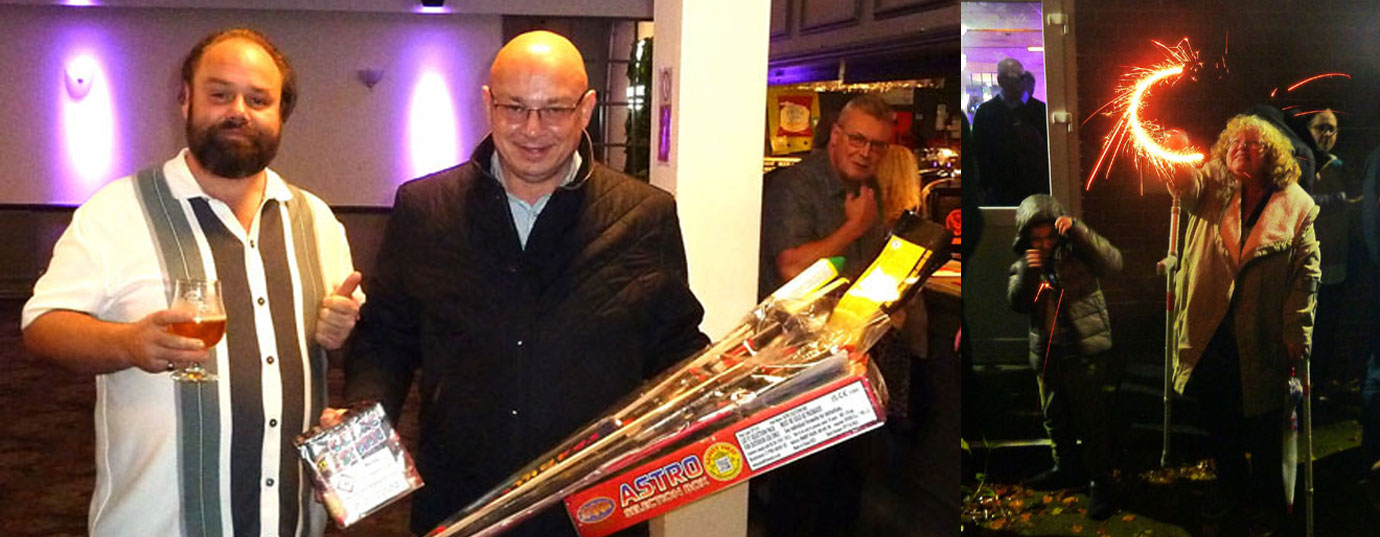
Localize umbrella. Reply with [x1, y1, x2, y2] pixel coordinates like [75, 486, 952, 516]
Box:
[1283, 373, 1302, 509]
[1282, 362, 1314, 537]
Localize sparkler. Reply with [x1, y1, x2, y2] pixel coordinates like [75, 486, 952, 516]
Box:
[1084, 38, 1205, 191]
[1034, 280, 1064, 383]
[1083, 37, 1209, 472]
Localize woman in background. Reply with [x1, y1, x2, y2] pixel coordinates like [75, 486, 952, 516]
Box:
[875, 145, 922, 227]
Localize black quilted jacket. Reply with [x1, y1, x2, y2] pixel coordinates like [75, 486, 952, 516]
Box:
[346, 135, 708, 536]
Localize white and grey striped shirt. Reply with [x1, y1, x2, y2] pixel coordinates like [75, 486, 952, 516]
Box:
[23, 150, 360, 537]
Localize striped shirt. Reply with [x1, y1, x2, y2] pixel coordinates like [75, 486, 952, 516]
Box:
[22, 150, 359, 537]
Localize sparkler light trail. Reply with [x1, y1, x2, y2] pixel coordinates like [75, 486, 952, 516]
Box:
[1128, 66, 1203, 165]
[1034, 280, 1064, 382]
[1084, 38, 1205, 190]
[1269, 73, 1352, 108]
[1287, 72, 1349, 93]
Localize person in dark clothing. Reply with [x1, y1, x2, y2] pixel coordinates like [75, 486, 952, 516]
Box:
[1246, 104, 1318, 191]
[960, 113, 983, 262]
[1359, 144, 1380, 482]
[959, 113, 982, 441]
[1303, 109, 1359, 396]
[1007, 194, 1123, 520]
[343, 31, 708, 537]
[972, 58, 1049, 206]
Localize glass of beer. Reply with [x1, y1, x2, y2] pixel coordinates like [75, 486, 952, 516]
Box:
[168, 278, 225, 383]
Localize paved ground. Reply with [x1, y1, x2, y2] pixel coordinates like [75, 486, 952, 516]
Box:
[963, 364, 1380, 536]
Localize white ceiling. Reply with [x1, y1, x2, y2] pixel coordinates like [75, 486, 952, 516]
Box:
[0, 0, 653, 17]
[961, 1, 1043, 49]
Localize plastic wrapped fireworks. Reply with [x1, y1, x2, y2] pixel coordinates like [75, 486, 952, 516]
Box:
[295, 401, 424, 528]
[425, 213, 952, 537]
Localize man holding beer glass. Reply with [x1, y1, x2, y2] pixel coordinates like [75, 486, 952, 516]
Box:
[21, 28, 360, 537]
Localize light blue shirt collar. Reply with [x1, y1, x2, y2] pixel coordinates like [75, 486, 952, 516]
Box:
[489, 152, 582, 249]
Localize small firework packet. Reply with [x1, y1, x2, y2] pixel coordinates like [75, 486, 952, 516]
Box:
[295, 401, 424, 527]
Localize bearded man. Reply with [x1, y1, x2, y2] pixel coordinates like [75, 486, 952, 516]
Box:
[22, 28, 362, 537]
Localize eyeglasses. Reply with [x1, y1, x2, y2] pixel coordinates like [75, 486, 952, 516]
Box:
[1229, 138, 1264, 151]
[491, 92, 588, 125]
[837, 126, 890, 155]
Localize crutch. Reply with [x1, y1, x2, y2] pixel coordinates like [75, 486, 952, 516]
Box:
[1156, 195, 1182, 467]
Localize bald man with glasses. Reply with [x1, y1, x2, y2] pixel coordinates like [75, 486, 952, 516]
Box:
[344, 30, 708, 537]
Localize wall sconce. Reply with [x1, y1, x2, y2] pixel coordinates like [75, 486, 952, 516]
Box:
[65, 56, 96, 100]
[357, 68, 384, 90]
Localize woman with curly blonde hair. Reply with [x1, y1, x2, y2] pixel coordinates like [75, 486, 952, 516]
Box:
[1167, 114, 1320, 534]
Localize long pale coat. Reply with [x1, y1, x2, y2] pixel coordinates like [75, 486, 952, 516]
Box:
[1172, 161, 1321, 417]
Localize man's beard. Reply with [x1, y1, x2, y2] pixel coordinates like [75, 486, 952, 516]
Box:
[186, 113, 280, 179]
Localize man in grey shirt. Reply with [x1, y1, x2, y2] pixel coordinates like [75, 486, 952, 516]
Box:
[759, 94, 893, 298]
[756, 94, 894, 537]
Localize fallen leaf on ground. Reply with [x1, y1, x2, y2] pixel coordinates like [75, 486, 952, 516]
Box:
[1121, 514, 1136, 522]
[1072, 525, 1083, 533]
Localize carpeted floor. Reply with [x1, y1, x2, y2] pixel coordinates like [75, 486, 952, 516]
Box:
[0, 299, 415, 536]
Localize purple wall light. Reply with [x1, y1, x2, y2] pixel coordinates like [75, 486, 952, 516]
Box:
[60, 53, 116, 203]
[407, 70, 461, 179]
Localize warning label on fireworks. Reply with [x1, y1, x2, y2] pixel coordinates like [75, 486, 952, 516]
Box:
[734, 381, 878, 471]
[565, 371, 884, 537]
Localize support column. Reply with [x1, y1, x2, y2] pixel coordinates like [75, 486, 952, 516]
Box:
[648, 1, 769, 537]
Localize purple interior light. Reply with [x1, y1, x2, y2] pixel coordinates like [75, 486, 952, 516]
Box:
[60, 53, 116, 203]
[657, 105, 671, 162]
[766, 63, 838, 85]
[406, 70, 461, 178]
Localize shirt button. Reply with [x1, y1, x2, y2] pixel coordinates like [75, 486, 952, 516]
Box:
[266, 356, 275, 365]
[257, 297, 266, 306]
[266, 478, 275, 487]
[269, 419, 278, 427]
[249, 240, 256, 248]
